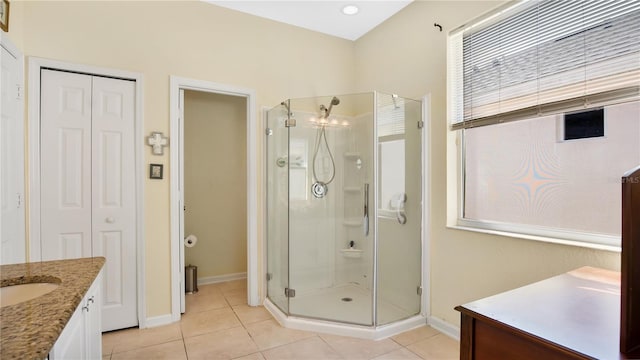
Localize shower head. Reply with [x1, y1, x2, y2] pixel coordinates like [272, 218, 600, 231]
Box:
[321, 96, 341, 118]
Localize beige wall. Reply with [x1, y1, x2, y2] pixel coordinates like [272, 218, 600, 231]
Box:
[355, 1, 621, 327]
[7, 0, 622, 328]
[11, 1, 355, 318]
[183, 90, 247, 279]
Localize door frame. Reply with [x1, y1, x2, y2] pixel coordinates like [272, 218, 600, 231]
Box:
[169, 76, 259, 321]
[27, 57, 146, 328]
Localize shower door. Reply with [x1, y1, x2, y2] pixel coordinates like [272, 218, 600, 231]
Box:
[286, 94, 376, 326]
[266, 103, 289, 315]
[375, 93, 423, 325]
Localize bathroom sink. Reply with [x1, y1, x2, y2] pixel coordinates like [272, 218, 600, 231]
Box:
[0, 283, 60, 307]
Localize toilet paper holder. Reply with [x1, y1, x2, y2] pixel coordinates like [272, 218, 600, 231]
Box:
[184, 234, 198, 248]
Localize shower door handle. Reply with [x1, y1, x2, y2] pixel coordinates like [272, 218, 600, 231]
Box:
[395, 193, 407, 225]
[363, 183, 369, 236]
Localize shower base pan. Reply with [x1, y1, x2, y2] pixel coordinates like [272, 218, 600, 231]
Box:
[263, 285, 426, 340]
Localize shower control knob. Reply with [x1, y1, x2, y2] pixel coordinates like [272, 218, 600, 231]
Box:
[312, 182, 328, 198]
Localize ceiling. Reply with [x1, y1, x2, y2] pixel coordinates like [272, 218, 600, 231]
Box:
[204, 1, 414, 41]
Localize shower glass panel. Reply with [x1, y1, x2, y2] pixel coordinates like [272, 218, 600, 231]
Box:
[375, 93, 423, 325]
[286, 93, 375, 326]
[266, 102, 289, 315]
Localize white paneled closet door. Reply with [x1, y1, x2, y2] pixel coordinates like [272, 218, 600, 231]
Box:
[91, 76, 137, 331]
[1, 43, 25, 265]
[41, 70, 92, 260]
[40, 69, 137, 332]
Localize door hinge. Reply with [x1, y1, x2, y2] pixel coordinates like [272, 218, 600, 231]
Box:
[16, 193, 22, 208]
[417, 286, 423, 296]
[266, 273, 272, 281]
[265, 128, 273, 136]
[285, 119, 296, 128]
[284, 287, 296, 298]
[16, 85, 23, 100]
[417, 120, 424, 129]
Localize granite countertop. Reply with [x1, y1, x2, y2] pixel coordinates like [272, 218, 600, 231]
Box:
[0, 257, 105, 360]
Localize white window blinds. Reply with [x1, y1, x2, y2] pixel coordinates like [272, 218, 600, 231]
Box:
[449, 0, 640, 129]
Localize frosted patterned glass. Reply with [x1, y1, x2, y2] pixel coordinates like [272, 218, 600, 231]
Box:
[464, 101, 640, 236]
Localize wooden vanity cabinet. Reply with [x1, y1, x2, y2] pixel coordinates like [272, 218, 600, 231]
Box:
[456, 267, 629, 360]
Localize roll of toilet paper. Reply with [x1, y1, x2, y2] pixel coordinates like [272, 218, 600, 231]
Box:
[184, 234, 198, 248]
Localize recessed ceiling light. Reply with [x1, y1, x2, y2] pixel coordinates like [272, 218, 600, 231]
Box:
[342, 5, 359, 16]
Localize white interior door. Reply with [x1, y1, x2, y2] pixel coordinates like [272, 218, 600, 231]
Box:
[0, 42, 25, 265]
[40, 70, 92, 260]
[40, 69, 137, 331]
[91, 76, 137, 331]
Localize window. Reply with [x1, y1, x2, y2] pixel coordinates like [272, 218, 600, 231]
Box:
[448, 0, 640, 247]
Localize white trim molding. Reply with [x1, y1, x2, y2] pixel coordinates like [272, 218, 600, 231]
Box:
[427, 316, 461, 341]
[27, 57, 147, 328]
[144, 314, 175, 329]
[198, 272, 247, 286]
[169, 76, 259, 324]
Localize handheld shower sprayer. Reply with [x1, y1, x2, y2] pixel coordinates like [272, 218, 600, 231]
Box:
[327, 96, 340, 115]
[320, 96, 340, 119]
[311, 96, 341, 198]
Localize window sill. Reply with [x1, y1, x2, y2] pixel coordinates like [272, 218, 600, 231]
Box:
[447, 224, 621, 253]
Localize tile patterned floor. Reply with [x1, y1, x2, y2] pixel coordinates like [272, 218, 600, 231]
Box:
[102, 280, 459, 360]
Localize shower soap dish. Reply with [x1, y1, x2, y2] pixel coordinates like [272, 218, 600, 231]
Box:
[341, 249, 364, 258]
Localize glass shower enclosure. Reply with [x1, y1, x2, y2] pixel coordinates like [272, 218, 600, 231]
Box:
[266, 92, 423, 328]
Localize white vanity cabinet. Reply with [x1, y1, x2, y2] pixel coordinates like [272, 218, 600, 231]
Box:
[49, 270, 103, 360]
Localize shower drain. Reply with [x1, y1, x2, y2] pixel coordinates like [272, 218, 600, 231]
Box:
[341, 297, 353, 302]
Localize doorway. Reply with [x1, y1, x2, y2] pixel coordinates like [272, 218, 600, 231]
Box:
[182, 90, 248, 295]
[169, 76, 259, 321]
[28, 58, 145, 331]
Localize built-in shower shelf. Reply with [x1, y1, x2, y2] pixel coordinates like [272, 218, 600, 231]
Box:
[343, 186, 361, 193]
[340, 248, 364, 258]
[343, 152, 361, 159]
[343, 219, 362, 227]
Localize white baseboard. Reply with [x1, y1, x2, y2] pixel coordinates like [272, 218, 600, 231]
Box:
[427, 316, 460, 341]
[144, 314, 175, 329]
[198, 272, 247, 286]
